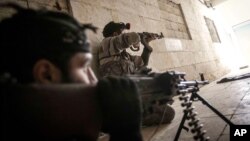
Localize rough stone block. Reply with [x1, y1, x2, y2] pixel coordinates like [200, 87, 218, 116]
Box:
[169, 13, 178, 22]
[160, 10, 171, 21]
[141, 17, 164, 33]
[149, 52, 174, 71]
[173, 7, 182, 16]
[115, 0, 138, 16]
[170, 22, 179, 30]
[164, 20, 172, 30]
[71, 1, 113, 29]
[99, 0, 115, 10]
[165, 38, 183, 51]
[133, 0, 147, 17]
[144, 4, 161, 20]
[177, 16, 184, 24]
[70, 0, 100, 6]
[139, 0, 158, 7]
[166, 4, 175, 13]
[168, 52, 181, 68]
[158, 1, 168, 11]
[114, 12, 144, 32]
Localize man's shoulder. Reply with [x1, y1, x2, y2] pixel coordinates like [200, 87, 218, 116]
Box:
[101, 37, 112, 43]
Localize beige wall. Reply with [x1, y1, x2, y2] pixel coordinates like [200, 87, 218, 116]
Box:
[0, 0, 234, 81]
[70, 0, 232, 80]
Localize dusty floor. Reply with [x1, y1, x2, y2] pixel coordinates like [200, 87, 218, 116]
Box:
[142, 68, 250, 141]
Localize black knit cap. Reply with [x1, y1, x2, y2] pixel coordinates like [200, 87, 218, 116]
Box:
[0, 3, 97, 53]
[0, 3, 97, 83]
[102, 21, 130, 37]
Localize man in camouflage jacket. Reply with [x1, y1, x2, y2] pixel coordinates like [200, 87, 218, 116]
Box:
[98, 21, 153, 77]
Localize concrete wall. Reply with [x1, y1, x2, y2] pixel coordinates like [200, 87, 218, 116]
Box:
[0, 0, 233, 81]
[70, 0, 232, 80]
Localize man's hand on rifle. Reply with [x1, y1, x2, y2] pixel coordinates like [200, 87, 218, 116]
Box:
[139, 32, 154, 43]
[97, 76, 143, 141]
[138, 32, 159, 52]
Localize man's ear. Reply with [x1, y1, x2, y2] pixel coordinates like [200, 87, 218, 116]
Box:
[33, 59, 62, 84]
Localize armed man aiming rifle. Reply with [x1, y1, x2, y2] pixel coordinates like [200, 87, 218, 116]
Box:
[98, 21, 175, 126]
[98, 21, 163, 77]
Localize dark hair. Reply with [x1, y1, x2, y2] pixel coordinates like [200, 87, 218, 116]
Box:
[102, 21, 130, 37]
[0, 3, 97, 83]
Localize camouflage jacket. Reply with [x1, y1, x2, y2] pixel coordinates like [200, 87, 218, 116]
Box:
[98, 32, 144, 77]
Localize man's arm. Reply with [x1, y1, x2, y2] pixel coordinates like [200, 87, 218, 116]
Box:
[108, 32, 140, 55]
